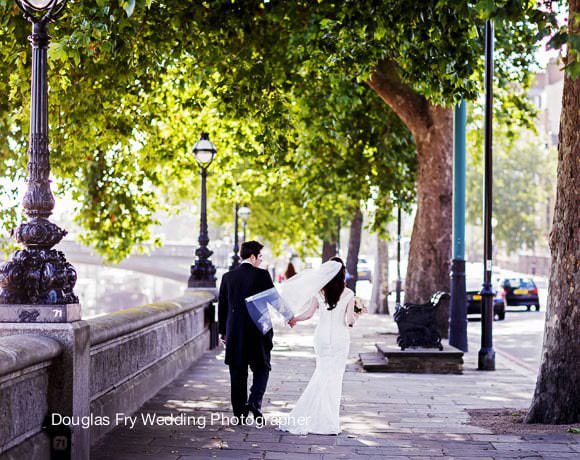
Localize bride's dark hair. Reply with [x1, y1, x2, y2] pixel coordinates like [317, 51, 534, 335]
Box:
[322, 257, 346, 311]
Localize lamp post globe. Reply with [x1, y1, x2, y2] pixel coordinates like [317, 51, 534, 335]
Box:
[237, 206, 251, 243]
[24, 0, 61, 9]
[188, 133, 217, 288]
[238, 205, 251, 222]
[15, 0, 68, 22]
[193, 133, 217, 167]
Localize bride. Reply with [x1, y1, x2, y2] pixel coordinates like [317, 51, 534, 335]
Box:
[277, 257, 362, 435]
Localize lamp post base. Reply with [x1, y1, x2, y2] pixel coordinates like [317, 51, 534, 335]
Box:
[0, 303, 81, 323]
[0, 220, 78, 306]
[187, 278, 216, 289]
[188, 261, 216, 289]
[449, 258, 467, 352]
[478, 348, 496, 370]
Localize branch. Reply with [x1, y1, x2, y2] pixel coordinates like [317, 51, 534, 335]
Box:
[366, 59, 431, 136]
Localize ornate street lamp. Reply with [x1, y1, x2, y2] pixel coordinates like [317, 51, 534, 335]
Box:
[237, 205, 251, 243]
[188, 133, 217, 288]
[229, 203, 241, 270]
[0, 0, 79, 312]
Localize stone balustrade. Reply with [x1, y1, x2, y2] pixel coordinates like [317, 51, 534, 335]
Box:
[0, 335, 62, 458]
[0, 289, 216, 460]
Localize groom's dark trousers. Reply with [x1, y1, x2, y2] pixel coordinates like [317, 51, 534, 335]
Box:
[218, 263, 275, 417]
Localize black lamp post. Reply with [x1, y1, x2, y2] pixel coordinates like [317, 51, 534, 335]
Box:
[188, 133, 217, 288]
[229, 203, 241, 270]
[238, 205, 251, 243]
[0, 0, 79, 307]
[479, 19, 496, 370]
[336, 216, 341, 256]
[395, 206, 402, 305]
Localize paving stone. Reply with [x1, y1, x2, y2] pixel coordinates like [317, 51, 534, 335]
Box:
[264, 452, 323, 460]
[179, 449, 263, 459]
[89, 314, 578, 460]
[540, 455, 580, 460]
[278, 434, 338, 445]
[94, 454, 180, 460]
[470, 435, 526, 443]
[491, 442, 575, 452]
[353, 446, 444, 456]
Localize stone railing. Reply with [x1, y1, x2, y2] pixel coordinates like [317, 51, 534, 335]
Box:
[0, 289, 217, 460]
[0, 335, 63, 459]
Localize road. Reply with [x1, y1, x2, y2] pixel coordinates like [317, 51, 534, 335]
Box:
[467, 290, 547, 373]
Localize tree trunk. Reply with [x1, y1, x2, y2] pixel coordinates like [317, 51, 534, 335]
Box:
[345, 207, 363, 292]
[368, 61, 452, 337]
[525, 1, 580, 424]
[407, 106, 453, 337]
[404, 107, 452, 301]
[321, 239, 337, 262]
[371, 234, 390, 314]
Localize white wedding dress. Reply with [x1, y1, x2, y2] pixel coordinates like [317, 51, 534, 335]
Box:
[278, 287, 355, 435]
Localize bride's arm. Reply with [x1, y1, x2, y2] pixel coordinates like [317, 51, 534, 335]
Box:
[345, 296, 357, 327]
[292, 296, 319, 323]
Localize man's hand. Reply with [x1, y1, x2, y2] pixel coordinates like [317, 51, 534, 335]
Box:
[288, 317, 297, 328]
[220, 334, 227, 345]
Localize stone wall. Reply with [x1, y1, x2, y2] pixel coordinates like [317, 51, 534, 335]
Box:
[88, 290, 214, 442]
[0, 289, 216, 459]
[0, 335, 62, 460]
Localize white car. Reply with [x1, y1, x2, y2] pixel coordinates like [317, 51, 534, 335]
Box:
[357, 258, 372, 282]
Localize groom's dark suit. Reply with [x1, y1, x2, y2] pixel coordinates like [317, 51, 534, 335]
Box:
[218, 263, 275, 417]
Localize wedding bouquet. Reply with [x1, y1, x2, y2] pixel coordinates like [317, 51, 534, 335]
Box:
[353, 297, 367, 315]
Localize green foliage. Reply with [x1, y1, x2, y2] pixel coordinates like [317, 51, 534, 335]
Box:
[547, 7, 580, 79]
[466, 108, 557, 254]
[0, 0, 564, 261]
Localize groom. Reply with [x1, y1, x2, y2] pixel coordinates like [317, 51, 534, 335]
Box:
[218, 240, 294, 423]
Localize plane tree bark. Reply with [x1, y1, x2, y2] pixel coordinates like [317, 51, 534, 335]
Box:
[525, 0, 580, 424]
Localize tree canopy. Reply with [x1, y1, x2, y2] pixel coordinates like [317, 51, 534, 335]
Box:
[0, 0, 567, 267]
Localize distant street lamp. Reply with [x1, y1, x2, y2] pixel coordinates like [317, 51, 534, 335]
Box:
[395, 206, 402, 305]
[336, 216, 341, 256]
[229, 203, 241, 270]
[479, 19, 496, 371]
[238, 205, 251, 243]
[0, 0, 79, 307]
[188, 133, 217, 288]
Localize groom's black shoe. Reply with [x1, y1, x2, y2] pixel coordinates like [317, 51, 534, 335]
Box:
[233, 406, 250, 425]
[246, 403, 265, 424]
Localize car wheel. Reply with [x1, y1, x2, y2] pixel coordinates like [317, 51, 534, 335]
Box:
[534, 304, 540, 311]
[526, 305, 531, 312]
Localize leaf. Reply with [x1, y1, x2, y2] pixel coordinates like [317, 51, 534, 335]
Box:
[123, 0, 136, 17]
[567, 427, 580, 434]
[562, 60, 580, 80]
[547, 31, 568, 50]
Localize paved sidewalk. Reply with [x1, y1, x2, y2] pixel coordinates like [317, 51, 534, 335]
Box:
[91, 314, 579, 459]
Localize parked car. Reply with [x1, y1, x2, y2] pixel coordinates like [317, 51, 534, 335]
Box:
[357, 258, 372, 282]
[466, 278, 506, 320]
[500, 278, 540, 311]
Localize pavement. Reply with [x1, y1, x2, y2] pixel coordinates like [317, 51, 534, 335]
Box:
[91, 312, 580, 460]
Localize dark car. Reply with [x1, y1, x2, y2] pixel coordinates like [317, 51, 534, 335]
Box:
[357, 258, 372, 282]
[500, 278, 540, 311]
[466, 279, 506, 320]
